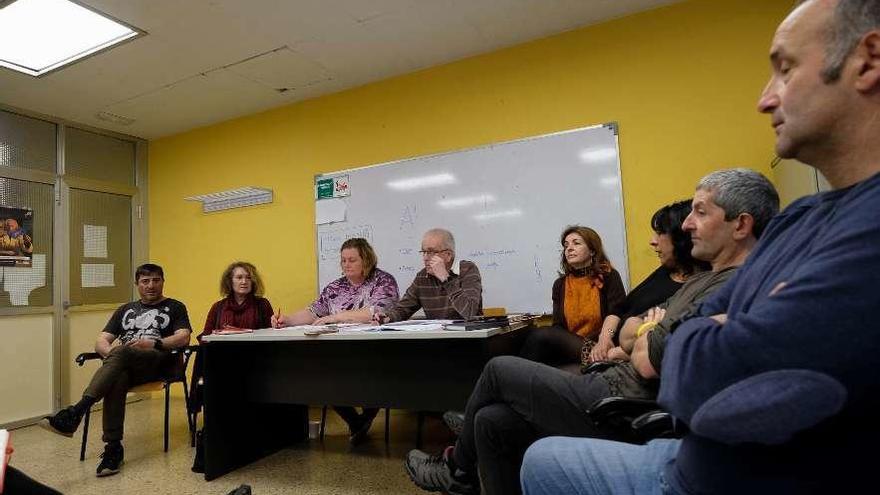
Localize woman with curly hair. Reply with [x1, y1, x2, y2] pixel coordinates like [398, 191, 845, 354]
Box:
[519, 226, 626, 366]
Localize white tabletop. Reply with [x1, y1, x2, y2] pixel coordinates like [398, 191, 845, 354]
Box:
[202, 321, 529, 342]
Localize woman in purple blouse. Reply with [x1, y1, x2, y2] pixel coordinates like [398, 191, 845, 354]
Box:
[273, 238, 399, 326]
[272, 237, 400, 443]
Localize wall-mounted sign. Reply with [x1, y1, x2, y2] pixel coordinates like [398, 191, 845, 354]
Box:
[316, 175, 351, 199]
[316, 178, 334, 199]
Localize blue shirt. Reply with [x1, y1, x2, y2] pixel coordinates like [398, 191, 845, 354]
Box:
[659, 171, 880, 494]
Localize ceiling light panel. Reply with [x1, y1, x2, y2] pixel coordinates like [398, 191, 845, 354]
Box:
[0, 0, 141, 77]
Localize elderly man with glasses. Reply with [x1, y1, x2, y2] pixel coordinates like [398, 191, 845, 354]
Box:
[375, 228, 483, 323]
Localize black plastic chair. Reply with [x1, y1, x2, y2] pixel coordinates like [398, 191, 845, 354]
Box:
[587, 396, 684, 444]
[75, 345, 197, 461]
[577, 360, 683, 443]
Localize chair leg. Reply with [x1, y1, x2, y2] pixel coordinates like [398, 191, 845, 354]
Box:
[416, 411, 425, 449]
[320, 405, 327, 441]
[181, 379, 195, 447]
[80, 408, 91, 461]
[384, 408, 391, 445]
[164, 383, 170, 452]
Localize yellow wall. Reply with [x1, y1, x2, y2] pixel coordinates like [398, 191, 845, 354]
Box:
[150, 0, 791, 326]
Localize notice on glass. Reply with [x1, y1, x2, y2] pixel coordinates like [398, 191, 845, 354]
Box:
[83, 225, 108, 258]
[82, 263, 115, 288]
[2, 254, 47, 305]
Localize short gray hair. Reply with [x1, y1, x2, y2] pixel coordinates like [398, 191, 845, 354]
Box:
[818, 0, 880, 82]
[424, 228, 455, 253]
[697, 169, 780, 239]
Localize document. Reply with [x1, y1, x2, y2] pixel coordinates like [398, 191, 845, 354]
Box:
[315, 198, 347, 225]
[213, 327, 254, 335]
[369, 320, 452, 332]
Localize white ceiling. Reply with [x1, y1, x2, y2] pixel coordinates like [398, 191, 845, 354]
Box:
[0, 0, 681, 139]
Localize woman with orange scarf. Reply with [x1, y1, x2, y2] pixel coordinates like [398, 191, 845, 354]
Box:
[519, 226, 625, 366]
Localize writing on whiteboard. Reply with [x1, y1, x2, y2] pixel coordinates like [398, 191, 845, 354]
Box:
[399, 205, 418, 231]
[319, 225, 375, 256]
[468, 249, 517, 258]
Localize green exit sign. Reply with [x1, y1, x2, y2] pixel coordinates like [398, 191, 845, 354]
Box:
[316, 178, 334, 199]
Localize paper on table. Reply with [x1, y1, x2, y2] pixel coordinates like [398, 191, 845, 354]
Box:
[213, 327, 254, 335]
[372, 323, 446, 332]
[315, 198, 347, 225]
[382, 319, 455, 326]
[338, 324, 374, 332]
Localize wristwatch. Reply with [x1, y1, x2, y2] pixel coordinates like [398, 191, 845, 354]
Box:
[153, 339, 164, 351]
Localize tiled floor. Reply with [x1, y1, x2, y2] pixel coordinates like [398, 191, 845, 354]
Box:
[8, 399, 455, 494]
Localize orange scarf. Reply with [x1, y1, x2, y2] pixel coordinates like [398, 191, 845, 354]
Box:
[563, 274, 604, 339]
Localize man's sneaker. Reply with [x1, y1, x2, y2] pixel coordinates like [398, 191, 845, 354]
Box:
[96, 443, 124, 477]
[404, 446, 479, 495]
[42, 406, 83, 437]
[443, 411, 466, 436]
[349, 415, 375, 446]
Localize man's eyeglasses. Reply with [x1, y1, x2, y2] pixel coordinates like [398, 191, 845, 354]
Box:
[419, 249, 450, 257]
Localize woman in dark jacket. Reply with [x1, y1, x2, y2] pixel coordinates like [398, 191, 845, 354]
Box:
[519, 225, 626, 366]
[200, 261, 273, 339]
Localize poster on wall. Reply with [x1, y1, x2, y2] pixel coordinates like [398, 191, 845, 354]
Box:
[0, 206, 34, 267]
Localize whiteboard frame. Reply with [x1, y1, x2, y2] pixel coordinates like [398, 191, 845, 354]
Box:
[313, 123, 630, 310]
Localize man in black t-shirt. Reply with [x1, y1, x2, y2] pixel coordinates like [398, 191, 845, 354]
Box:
[43, 263, 192, 477]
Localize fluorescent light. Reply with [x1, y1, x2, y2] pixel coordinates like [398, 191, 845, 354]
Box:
[578, 147, 617, 164]
[473, 209, 523, 221]
[437, 194, 496, 209]
[0, 0, 141, 77]
[387, 173, 456, 191]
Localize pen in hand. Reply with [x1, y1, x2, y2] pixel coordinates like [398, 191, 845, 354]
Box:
[273, 307, 282, 329]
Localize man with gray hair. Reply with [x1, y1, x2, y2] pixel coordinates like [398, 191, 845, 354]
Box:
[405, 170, 778, 495]
[521, 1, 880, 493]
[377, 228, 482, 322]
[617, 168, 780, 372]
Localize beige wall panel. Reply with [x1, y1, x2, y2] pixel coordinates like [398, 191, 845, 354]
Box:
[0, 314, 53, 425]
[64, 309, 114, 404]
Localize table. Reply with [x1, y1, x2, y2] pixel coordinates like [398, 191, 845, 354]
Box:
[200, 323, 530, 480]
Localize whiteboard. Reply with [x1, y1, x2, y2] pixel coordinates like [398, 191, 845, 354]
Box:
[314, 124, 628, 314]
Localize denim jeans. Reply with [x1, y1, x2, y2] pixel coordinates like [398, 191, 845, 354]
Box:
[520, 437, 682, 495]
